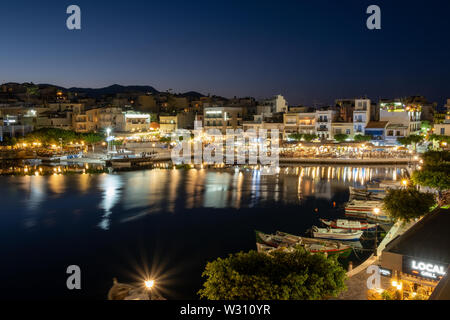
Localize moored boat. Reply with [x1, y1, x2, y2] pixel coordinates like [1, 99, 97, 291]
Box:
[255, 230, 353, 258]
[320, 218, 377, 231]
[311, 226, 363, 241]
[349, 186, 385, 200]
[345, 199, 392, 222]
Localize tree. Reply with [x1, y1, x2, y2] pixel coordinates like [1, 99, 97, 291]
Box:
[159, 136, 171, 143]
[383, 187, 436, 222]
[302, 134, 317, 142]
[354, 134, 372, 142]
[334, 134, 348, 143]
[411, 151, 450, 203]
[198, 247, 347, 300]
[81, 132, 104, 152]
[398, 135, 423, 150]
[0, 136, 17, 147]
[288, 133, 303, 141]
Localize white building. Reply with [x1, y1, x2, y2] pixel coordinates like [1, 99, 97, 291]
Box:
[353, 99, 371, 135]
[315, 110, 337, 140]
[258, 95, 288, 114]
[379, 99, 421, 141]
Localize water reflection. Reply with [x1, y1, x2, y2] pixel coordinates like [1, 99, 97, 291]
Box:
[98, 174, 123, 230]
[6, 165, 408, 229]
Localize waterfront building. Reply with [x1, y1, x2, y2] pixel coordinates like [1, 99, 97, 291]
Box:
[115, 111, 151, 132]
[353, 99, 372, 135]
[203, 106, 243, 134]
[159, 111, 195, 134]
[283, 112, 316, 139]
[378, 208, 450, 299]
[364, 121, 389, 141]
[315, 109, 338, 140]
[379, 98, 422, 138]
[331, 122, 353, 138]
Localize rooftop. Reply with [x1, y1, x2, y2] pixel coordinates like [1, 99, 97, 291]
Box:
[384, 208, 450, 264]
[365, 121, 389, 129]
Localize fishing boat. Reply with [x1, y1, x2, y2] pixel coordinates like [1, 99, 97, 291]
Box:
[255, 230, 352, 258]
[344, 200, 392, 222]
[349, 186, 386, 200]
[320, 219, 377, 231]
[311, 226, 363, 241]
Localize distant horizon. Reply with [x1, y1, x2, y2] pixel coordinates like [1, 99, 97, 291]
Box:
[1, 81, 448, 107]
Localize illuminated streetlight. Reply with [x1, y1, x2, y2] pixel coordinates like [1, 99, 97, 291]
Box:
[402, 179, 408, 187]
[373, 208, 380, 215]
[144, 279, 155, 300]
[144, 279, 154, 289]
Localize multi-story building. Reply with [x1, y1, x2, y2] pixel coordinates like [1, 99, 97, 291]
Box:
[203, 107, 243, 134]
[283, 112, 316, 139]
[379, 99, 422, 141]
[159, 112, 195, 134]
[315, 110, 338, 140]
[331, 122, 353, 138]
[115, 111, 151, 132]
[353, 99, 371, 135]
[434, 99, 450, 136]
[258, 95, 288, 114]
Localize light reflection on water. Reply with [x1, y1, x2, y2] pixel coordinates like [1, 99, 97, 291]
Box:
[0, 165, 408, 299]
[8, 165, 407, 230]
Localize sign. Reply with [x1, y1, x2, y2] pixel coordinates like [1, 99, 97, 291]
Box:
[379, 267, 392, 278]
[403, 256, 448, 281]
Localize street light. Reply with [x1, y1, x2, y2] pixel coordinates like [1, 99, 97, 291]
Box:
[144, 279, 155, 300]
[402, 179, 408, 188]
[106, 128, 112, 153]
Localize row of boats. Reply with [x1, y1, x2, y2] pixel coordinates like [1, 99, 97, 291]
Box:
[345, 180, 405, 223]
[255, 218, 376, 257]
[255, 180, 403, 257]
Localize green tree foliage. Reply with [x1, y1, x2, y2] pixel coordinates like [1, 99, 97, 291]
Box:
[198, 247, 347, 300]
[288, 133, 303, 141]
[333, 134, 348, 143]
[383, 187, 436, 222]
[421, 120, 431, 132]
[353, 134, 372, 142]
[159, 136, 171, 143]
[23, 128, 104, 148]
[0, 136, 17, 146]
[397, 135, 424, 149]
[411, 151, 450, 193]
[302, 134, 317, 142]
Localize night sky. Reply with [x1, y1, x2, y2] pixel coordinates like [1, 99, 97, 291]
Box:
[1, 0, 449, 105]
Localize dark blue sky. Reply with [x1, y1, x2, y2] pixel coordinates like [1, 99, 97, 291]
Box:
[1, 0, 449, 105]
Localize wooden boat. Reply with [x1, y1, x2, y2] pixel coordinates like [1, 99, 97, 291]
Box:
[311, 226, 363, 241]
[320, 219, 377, 231]
[255, 230, 352, 258]
[344, 199, 392, 222]
[349, 186, 385, 200]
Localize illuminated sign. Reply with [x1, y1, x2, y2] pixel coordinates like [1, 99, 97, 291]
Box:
[403, 257, 447, 281]
[379, 267, 392, 277]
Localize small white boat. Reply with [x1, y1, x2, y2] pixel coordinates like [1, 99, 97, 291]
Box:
[320, 219, 378, 231]
[312, 226, 363, 241]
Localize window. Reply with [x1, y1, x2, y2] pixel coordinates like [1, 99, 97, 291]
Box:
[441, 128, 445, 135]
[388, 130, 393, 136]
[346, 129, 351, 135]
